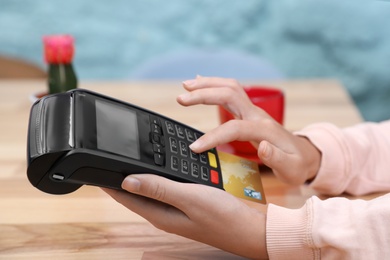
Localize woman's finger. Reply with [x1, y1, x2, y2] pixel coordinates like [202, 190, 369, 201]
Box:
[178, 86, 260, 121]
[182, 76, 242, 91]
[189, 119, 265, 152]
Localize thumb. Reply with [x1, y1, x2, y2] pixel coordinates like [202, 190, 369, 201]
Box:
[121, 174, 187, 208]
[258, 140, 285, 166]
[258, 141, 294, 183]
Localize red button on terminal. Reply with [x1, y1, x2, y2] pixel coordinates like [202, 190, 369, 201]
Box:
[210, 170, 219, 184]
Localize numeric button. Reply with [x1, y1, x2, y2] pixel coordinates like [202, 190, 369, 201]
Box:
[191, 163, 199, 178]
[171, 156, 179, 171]
[181, 159, 189, 174]
[199, 152, 208, 164]
[190, 150, 198, 161]
[169, 137, 178, 154]
[179, 141, 188, 157]
[194, 132, 202, 140]
[176, 125, 185, 139]
[185, 129, 195, 142]
[165, 121, 175, 135]
[201, 166, 209, 181]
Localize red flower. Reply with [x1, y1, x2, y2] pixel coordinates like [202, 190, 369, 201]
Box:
[43, 35, 75, 64]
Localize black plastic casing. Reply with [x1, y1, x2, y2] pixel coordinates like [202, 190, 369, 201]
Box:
[27, 89, 224, 195]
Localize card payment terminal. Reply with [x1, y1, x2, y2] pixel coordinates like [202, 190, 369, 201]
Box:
[27, 89, 223, 195]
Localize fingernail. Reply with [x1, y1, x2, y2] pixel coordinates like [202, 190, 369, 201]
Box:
[260, 142, 271, 159]
[182, 79, 196, 87]
[122, 176, 141, 192]
[196, 74, 202, 79]
[189, 139, 202, 151]
[178, 93, 190, 102]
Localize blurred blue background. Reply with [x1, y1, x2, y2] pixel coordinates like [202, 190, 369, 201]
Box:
[1, 0, 390, 121]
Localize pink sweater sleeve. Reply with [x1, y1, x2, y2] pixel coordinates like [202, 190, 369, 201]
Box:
[266, 120, 390, 259]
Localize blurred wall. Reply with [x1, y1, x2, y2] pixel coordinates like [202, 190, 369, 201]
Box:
[0, 0, 390, 121]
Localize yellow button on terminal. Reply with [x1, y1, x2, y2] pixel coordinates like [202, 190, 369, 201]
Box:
[207, 152, 218, 168]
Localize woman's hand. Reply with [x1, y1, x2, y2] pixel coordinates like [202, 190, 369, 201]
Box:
[104, 76, 321, 259]
[178, 76, 321, 185]
[104, 174, 268, 259]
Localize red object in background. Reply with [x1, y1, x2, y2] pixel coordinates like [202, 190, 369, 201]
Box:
[217, 86, 284, 163]
[43, 35, 75, 64]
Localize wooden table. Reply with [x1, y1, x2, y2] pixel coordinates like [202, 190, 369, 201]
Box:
[0, 79, 366, 259]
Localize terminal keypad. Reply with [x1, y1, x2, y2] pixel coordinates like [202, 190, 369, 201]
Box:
[149, 115, 220, 186]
